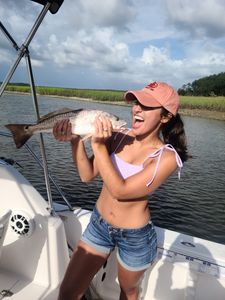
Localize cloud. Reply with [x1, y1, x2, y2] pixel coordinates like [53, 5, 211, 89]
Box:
[41, 29, 129, 72]
[0, 0, 225, 90]
[75, 0, 136, 29]
[166, 0, 225, 39]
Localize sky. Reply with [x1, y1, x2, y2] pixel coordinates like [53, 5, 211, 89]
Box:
[0, 0, 225, 91]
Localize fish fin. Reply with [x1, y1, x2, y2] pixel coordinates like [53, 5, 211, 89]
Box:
[39, 108, 83, 122]
[81, 134, 92, 141]
[5, 124, 32, 148]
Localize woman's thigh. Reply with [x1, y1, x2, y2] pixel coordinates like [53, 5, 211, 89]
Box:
[117, 262, 146, 291]
[60, 241, 109, 297]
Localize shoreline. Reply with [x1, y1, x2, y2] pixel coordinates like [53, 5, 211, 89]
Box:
[179, 108, 225, 121]
[4, 91, 225, 121]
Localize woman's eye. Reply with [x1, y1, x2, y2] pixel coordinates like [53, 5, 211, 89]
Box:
[134, 100, 140, 106]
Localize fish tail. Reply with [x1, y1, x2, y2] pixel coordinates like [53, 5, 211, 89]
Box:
[5, 124, 32, 148]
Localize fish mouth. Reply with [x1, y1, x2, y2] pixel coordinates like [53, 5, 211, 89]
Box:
[118, 121, 127, 130]
[113, 120, 127, 131]
[120, 121, 127, 127]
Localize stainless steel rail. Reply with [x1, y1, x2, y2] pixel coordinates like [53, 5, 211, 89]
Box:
[0, 2, 61, 215]
[0, 131, 73, 211]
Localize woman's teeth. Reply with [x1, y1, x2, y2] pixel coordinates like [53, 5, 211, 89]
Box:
[134, 115, 144, 122]
[133, 115, 144, 129]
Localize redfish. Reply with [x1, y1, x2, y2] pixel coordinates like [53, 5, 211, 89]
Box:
[5, 108, 126, 148]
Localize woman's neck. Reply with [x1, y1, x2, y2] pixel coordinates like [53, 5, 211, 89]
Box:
[133, 130, 163, 149]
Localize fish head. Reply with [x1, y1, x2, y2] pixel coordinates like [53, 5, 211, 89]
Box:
[100, 112, 127, 129]
[70, 110, 126, 136]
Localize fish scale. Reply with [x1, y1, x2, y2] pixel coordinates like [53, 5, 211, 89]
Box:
[5, 108, 126, 148]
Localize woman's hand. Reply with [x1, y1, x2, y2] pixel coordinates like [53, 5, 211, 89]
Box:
[53, 119, 79, 142]
[91, 116, 113, 146]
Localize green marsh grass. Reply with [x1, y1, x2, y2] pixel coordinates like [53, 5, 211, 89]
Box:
[180, 96, 225, 112]
[6, 85, 225, 112]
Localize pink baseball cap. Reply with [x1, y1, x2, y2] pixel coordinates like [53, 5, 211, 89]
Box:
[124, 81, 180, 116]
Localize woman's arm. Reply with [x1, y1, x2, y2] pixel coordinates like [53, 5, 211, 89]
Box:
[53, 119, 99, 182]
[92, 143, 177, 199]
[70, 138, 99, 182]
[91, 118, 178, 200]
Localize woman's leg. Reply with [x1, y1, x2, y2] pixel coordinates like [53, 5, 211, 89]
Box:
[118, 263, 146, 300]
[58, 240, 109, 300]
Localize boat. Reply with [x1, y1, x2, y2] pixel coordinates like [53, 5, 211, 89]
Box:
[1, 1, 225, 299]
[1, 149, 225, 300]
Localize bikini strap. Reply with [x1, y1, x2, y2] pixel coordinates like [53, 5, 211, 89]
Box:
[164, 144, 183, 179]
[113, 128, 131, 153]
[146, 148, 164, 187]
[146, 144, 183, 187]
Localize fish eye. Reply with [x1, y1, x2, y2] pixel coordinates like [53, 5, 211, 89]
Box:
[113, 115, 119, 121]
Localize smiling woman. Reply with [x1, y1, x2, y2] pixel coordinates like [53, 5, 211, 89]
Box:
[125, 82, 188, 162]
[52, 81, 188, 300]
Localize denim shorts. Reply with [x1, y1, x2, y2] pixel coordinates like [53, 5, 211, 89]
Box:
[81, 206, 158, 271]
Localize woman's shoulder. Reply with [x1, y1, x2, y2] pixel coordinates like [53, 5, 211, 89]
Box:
[160, 144, 183, 171]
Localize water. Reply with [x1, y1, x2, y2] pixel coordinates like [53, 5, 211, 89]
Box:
[1, 93, 225, 244]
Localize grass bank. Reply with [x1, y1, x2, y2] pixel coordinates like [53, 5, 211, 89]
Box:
[6, 85, 124, 102]
[5, 85, 225, 120]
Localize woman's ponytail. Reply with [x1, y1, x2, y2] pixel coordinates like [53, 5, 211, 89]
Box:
[160, 108, 189, 162]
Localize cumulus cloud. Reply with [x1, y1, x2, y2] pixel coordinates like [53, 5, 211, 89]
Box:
[0, 0, 225, 89]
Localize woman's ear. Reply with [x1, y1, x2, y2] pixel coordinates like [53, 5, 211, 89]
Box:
[161, 113, 173, 124]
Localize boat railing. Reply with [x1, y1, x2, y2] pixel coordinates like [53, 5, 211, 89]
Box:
[0, 130, 74, 211]
[0, 1, 64, 215]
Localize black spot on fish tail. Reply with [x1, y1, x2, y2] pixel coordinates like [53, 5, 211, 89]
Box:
[5, 124, 32, 148]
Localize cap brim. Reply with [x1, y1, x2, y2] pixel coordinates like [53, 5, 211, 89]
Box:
[124, 90, 161, 107]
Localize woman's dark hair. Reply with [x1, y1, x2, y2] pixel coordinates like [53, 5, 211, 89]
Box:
[160, 108, 189, 162]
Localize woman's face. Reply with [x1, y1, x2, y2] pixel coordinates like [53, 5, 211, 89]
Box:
[131, 99, 163, 136]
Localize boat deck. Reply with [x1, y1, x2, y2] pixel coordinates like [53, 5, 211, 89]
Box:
[89, 247, 225, 300]
[0, 269, 59, 300]
[142, 259, 225, 300]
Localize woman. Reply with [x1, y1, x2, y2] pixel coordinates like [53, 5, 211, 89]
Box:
[54, 81, 188, 300]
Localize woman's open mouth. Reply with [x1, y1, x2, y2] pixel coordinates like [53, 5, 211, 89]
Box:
[132, 115, 144, 129]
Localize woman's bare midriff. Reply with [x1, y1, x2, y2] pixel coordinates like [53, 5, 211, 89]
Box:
[96, 185, 151, 228]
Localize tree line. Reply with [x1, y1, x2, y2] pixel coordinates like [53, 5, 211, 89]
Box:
[178, 72, 225, 96]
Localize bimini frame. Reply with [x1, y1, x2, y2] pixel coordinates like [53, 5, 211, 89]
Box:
[0, 0, 64, 214]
